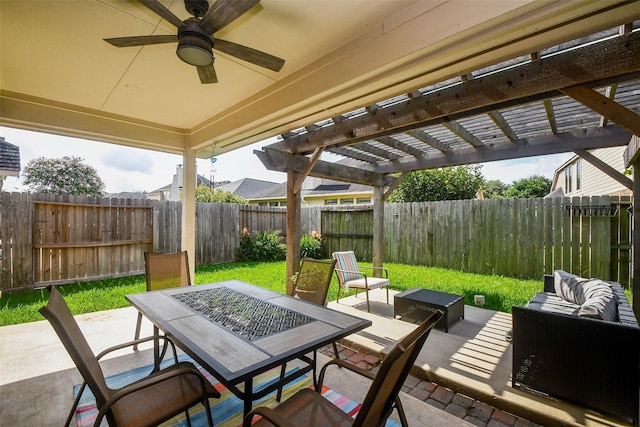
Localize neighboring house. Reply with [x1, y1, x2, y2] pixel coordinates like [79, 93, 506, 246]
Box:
[147, 164, 217, 201]
[104, 191, 148, 199]
[0, 136, 20, 191]
[220, 176, 373, 207]
[551, 146, 632, 197]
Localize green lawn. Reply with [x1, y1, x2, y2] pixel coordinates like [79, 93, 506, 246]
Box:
[0, 261, 543, 326]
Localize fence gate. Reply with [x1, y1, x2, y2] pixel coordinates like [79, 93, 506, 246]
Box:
[32, 195, 152, 286]
[321, 207, 373, 260]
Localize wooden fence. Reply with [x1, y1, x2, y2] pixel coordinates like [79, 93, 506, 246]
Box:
[0, 192, 632, 290]
[321, 196, 632, 286]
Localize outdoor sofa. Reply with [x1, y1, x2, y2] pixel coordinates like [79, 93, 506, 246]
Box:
[511, 271, 639, 425]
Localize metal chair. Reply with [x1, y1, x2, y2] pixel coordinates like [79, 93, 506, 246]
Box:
[245, 310, 444, 427]
[332, 251, 389, 312]
[292, 258, 339, 359]
[277, 258, 339, 401]
[39, 285, 219, 427]
[133, 251, 191, 349]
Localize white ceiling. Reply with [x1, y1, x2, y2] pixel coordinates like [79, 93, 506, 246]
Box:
[2, 0, 639, 159]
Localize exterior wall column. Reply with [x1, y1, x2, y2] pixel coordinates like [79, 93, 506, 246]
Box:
[182, 148, 197, 281]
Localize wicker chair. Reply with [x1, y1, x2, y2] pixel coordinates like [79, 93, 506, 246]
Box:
[39, 285, 220, 427]
[246, 310, 444, 427]
[133, 251, 191, 349]
[332, 251, 389, 312]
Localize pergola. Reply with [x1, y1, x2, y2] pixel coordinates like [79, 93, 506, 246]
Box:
[1, 1, 640, 313]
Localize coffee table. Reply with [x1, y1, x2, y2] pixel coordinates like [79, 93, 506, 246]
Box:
[394, 288, 464, 332]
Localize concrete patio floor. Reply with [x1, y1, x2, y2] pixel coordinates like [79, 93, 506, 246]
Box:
[0, 288, 631, 427]
[0, 294, 470, 427]
[329, 289, 632, 427]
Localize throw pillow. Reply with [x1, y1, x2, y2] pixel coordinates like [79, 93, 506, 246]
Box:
[554, 270, 618, 321]
[554, 270, 588, 304]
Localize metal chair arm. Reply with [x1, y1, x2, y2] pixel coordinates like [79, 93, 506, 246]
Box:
[317, 358, 375, 390]
[242, 406, 297, 427]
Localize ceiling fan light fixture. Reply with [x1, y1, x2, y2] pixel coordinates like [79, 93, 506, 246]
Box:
[177, 39, 213, 66]
[176, 20, 214, 67]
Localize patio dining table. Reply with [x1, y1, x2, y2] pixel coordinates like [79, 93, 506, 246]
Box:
[126, 280, 372, 417]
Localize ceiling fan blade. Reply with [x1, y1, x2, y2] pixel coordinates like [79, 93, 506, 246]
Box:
[197, 64, 218, 84]
[200, 0, 260, 35]
[104, 34, 178, 47]
[215, 39, 284, 72]
[139, 0, 185, 28]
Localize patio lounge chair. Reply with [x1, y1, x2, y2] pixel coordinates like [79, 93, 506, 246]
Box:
[39, 285, 220, 427]
[133, 251, 191, 350]
[244, 310, 444, 427]
[332, 251, 389, 312]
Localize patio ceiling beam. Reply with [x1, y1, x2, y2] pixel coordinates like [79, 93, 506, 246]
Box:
[376, 136, 424, 158]
[271, 31, 640, 154]
[561, 85, 640, 137]
[255, 148, 394, 187]
[373, 125, 632, 174]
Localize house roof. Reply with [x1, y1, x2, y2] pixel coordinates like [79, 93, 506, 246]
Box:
[104, 191, 148, 199]
[218, 178, 282, 199]
[150, 174, 215, 194]
[0, 136, 20, 176]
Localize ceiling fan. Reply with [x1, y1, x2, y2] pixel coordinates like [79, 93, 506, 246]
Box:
[104, 0, 285, 84]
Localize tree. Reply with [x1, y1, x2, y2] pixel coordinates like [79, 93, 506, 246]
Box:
[482, 179, 509, 199]
[503, 175, 552, 199]
[387, 165, 485, 202]
[195, 184, 247, 204]
[22, 156, 105, 196]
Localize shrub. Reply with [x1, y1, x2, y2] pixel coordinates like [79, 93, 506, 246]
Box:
[239, 228, 286, 262]
[300, 230, 324, 259]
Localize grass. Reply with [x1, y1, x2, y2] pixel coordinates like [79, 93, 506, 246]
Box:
[0, 261, 543, 327]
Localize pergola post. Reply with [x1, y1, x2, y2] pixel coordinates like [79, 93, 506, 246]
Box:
[182, 148, 197, 281]
[286, 169, 302, 295]
[634, 161, 640, 319]
[372, 185, 384, 276]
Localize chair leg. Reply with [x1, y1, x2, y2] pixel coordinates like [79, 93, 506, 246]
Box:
[203, 398, 214, 427]
[65, 382, 87, 427]
[332, 341, 340, 359]
[395, 396, 409, 427]
[185, 409, 192, 427]
[276, 363, 286, 401]
[364, 287, 371, 312]
[386, 286, 390, 304]
[133, 312, 143, 351]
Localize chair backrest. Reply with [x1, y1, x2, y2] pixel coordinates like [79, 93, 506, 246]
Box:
[291, 258, 336, 306]
[39, 286, 112, 409]
[144, 251, 191, 291]
[353, 310, 444, 427]
[331, 251, 360, 283]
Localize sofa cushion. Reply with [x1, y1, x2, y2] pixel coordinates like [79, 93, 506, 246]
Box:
[553, 270, 618, 321]
[525, 292, 581, 316]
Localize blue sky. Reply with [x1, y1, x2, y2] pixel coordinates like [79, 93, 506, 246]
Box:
[1, 126, 572, 194]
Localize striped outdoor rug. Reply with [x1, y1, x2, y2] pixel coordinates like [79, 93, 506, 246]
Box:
[73, 355, 401, 426]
